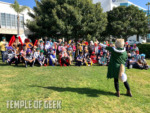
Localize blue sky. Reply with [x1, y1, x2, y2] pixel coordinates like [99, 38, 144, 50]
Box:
[0, 0, 149, 9]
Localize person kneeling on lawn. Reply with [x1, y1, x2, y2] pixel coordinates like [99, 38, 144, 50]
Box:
[24, 49, 35, 68]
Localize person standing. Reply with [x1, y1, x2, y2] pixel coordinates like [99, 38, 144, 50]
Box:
[100, 39, 132, 97]
[0, 37, 7, 63]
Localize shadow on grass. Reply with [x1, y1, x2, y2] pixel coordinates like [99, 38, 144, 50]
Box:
[0, 63, 9, 66]
[0, 63, 26, 68]
[30, 85, 115, 97]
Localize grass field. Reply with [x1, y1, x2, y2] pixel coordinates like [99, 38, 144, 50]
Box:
[0, 60, 150, 113]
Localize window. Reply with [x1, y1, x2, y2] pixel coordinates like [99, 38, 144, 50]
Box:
[1, 13, 6, 26]
[11, 14, 16, 27]
[0, 13, 24, 28]
[20, 16, 24, 28]
[6, 14, 11, 27]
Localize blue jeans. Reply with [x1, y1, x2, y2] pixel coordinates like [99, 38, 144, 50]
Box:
[1, 51, 6, 63]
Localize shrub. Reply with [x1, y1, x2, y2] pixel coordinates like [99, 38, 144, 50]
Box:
[137, 44, 150, 58]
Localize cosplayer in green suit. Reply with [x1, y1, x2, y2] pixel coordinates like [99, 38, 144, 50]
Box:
[100, 39, 132, 97]
[106, 47, 127, 79]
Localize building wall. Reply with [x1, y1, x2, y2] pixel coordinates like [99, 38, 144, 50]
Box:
[93, 0, 112, 12]
[0, 1, 33, 36]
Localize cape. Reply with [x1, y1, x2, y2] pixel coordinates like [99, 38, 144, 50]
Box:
[106, 47, 127, 79]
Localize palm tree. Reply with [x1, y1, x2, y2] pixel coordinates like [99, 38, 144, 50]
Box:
[10, 0, 29, 35]
[146, 2, 150, 24]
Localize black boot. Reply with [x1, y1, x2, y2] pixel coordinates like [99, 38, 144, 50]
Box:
[115, 91, 120, 97]
[127, 90, 132, 97]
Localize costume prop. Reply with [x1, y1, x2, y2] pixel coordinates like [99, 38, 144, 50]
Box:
[26, 42, 33, 49]
[9, 35, 16, 46]
[34, 40, 38, 47]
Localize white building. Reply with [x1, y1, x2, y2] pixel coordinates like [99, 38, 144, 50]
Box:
[94, 0, 149, 43]
[0, 1, 33, 40]
[93, 0, 147, 12]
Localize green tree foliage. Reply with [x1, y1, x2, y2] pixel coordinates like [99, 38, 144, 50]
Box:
[26, 0, 107, 41]
[106, 5, 148, 41]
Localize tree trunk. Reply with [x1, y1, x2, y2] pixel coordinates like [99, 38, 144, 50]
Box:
[17, 14, 20, 35]
[124, 37, 127, 42]
[137, 34, 139, 42]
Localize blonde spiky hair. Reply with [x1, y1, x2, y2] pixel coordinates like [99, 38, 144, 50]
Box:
[115, 39, 125, 48]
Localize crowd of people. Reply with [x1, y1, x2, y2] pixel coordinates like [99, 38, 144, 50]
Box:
[0, 36, 149, 69]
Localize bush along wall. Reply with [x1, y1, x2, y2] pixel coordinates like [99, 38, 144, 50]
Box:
[137, 44, 150, 58]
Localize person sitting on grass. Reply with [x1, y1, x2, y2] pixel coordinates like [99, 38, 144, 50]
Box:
[49, 51, 57, 66]
[135, 50, 140, 61]
[61, 47, 70, 66]
[83, 49, 89, 58]
[90, 52, 97, 64]
[67, 47, 73, 65]
[131, 49, 136, 57]
[38, 40, 44, 51]
[84, 55, 92, 66]
[20, 44, 27, 63]
[45, 41, 50, 52]
[98, 52, 107, 66]
[33, 48, 40, 64]
[139, 54, 149, 70]
[76, 52, 84, 66]
[6, 47, 18, 66]
[46, 47, 53, 58]
[24, 49, 35, 68]
[37, 50, 46, 67]
[128, 56, 143, 69]
[133, 44, 139, 52]
[126, 44, 132, 53]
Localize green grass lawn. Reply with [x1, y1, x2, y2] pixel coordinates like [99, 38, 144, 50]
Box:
[0, 60, 150, 113]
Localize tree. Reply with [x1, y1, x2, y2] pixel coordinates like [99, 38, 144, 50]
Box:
[106, 5, 148, 41]
[146, 2, 150, 21]
[146, 2, 150, 34]
[26, 0, 107, 41]
[10, 0, 29, 35]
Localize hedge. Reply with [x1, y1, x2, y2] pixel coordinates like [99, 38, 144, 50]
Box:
[137, 44, 150, 58]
